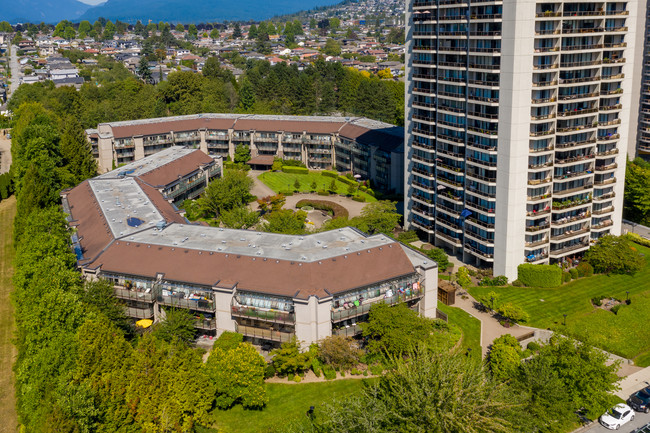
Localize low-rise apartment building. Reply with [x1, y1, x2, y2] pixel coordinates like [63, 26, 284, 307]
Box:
[61, 146, 437, 347]
[87, 113, 405, 194]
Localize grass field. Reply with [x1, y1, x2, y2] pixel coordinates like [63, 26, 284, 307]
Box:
[437, 303, 482, 361]
[212, 379, 367, 433]
[469, 243, 650, 364]
[258, 172, 377, 203]
[0, 196, 17, 433]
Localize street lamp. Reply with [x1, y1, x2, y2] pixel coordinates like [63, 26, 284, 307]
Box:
[563, 314, 567, 326]
[466, 347, 472, 357]
[490, 296, 495, 311]
[626, 291, 630, 301]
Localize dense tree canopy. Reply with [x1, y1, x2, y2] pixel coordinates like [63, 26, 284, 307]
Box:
[624, 158, 650, 226]
[585, 234, 645, 274]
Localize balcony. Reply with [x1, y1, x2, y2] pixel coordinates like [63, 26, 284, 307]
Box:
[114, 287, 155, 302]
[551, 226, 590, 241]
[436, 231, 463, 247]
[549, 242, 589, 257]
[526, 237, 549, 248]
[593, 191, 615, 201]
[592, 219, 613, 230]
[552, 198, 591, 210]
[231, 304, 295, 324]
[525, 252, 549, 263]
[125, 306, 154, 319]
[526, 223, 550, 232]
[464, 243, 494, 261]
[158, 295, 215, 312]
[552, 211, 590, 226]
[235, 323, 294, 343]
[194, 318, 217, 330]
[595, 163, 618, 172]
[593, 205, 614, 215]
[331, 288, 422, 322]
[332, 324, 363, 337]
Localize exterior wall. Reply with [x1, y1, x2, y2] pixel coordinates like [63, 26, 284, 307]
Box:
[417, 265, 438, 319]
[214, 289, 237, 336]
[494, 0, 536, 280]
[294, 296, 333, 347]
[634, 0, 650, 158]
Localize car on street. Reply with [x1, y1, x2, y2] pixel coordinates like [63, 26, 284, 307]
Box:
[632, 421, 650, 433]
[599, 403, 634, 430]
[628, 388, 650, 413]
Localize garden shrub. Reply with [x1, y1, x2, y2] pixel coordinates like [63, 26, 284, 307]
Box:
[569, 268, 579, 280]
[626, 232, 650, 248]
[279, 190, 294, 196]
[213, 331, 243, 352]
[562, 272, 571, 283]
[317, 190, 330, 196]
[369, 363, 384, 375]
[360, 185, 368, 192]
[282, 166, 309, 174]
[511, 279, 524, 287]
[527, 341, 540, 351]
[517, 263, 562, 287]
[322, 170, 338, 178]
[352, 195, 365, 202]
[264, 363, 276, 379]
[397, 230, 419, 243]
[366, 188, 375, 197]
[295, 199, 349, 219]
[496, 302, 530, 323]
[479, 275, 508, 286]
[576, 262, 594, 278]
[322, 365, 337, 380]
[337, 175, 357, 186]
[591, 296, 604, 306]
[311, 358, 322, 377]
[293, 375, 302, 383]
[456, 267, 472, 288]
[611, 305, 622, 315]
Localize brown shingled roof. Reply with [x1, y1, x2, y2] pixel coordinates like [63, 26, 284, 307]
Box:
[138, 150, 214, 187]
[111, 117, 237, 139]
[233, 119, 344, 134]
[65, 180, 114, 262]
[136, 179, 187, 225]
[95, 242, 415, 300]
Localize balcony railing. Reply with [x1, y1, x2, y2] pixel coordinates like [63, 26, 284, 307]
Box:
[194, 318, 217, 330]
[235, 323, 294, 343]
[231, 304, 295, 324]
[332, 324, 363, 337]
[114, 287, 155, 302]
[331, 289, 422, 323]
[158, 295, 215, 312]
[125, 306, 154, 319]
[550, 242, 589, 256]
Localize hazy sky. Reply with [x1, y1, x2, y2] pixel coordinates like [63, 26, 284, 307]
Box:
[78, 0, 106, 4]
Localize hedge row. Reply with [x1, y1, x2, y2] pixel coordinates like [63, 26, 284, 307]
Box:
[337, 175, 357, 186]
[295, 199, 349, 219]
[282, 166, 309, 174]
[517, 263, 562, 288]
[627, 232, 650, 248]
[322, 170, 338, 178]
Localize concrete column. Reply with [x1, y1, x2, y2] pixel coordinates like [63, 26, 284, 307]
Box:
[294, 296, 332, 348]
[214, 288, 236, 336]
[97, 136, 114, 172]
[277, 132, 284, 158]
[249, 131, 257, 157]
[228, 129, 235, 160]
[134, 136, 145, 160]
[418, 264, 438, 319]
[199, 129, 208, 155]
[494, 0, 536, 281]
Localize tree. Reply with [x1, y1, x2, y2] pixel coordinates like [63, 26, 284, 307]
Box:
[488, 334, 523, 382]
[137, 56, 152, 83]
[261, 209, 307, 234]
[64, 26, 76, 41]
[232, 22, 242, 38]
[323, 38, 341, 56]
[496, 302, 530, 324]
[153, 308, 196, 345]
[210, 28, 220, 39]
[624, 158, 650, 226]
[422, 247, 451, 271]
[0, 21, 12, 33]
[357, 200, 400, 235]
[298, 347, 514, 433]
[362, 303, 452, 357]
[248, 24, 258, 40]
[206, 342, 268, 409]
[81, 279, 132, 337]
[220, 205, 260, 229]
[238, 78, 256, 111]
[202, 56, 221, 79]
[377, 68, 392, 80]
[234, 143, 251, 164]
[59, 116, 98, 186]
[271, 338, 313, 376]
[188, 24, 198, 39]
[102, 20, 116, 40]
[12, 31, 23, 45]
[318, 335, 363, 370]
[456, 266, 472, 288]
[198, 169, 254, 217]
[309, 18, 317, 29]
[175, 23, 184, 32]
[585, 234, 645, 274]
[134, 20, 144, 36]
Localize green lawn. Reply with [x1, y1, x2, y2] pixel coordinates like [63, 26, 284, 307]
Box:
[437, 303, 482, 360]
[258, 171, 377, 203]
[469, 243, 650, 364]
[212, 379, 367, 433]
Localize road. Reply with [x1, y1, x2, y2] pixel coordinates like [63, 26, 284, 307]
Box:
[7, 45, 19, 98]
[623, 220, 650, 240]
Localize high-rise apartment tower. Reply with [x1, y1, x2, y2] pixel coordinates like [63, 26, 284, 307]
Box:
[404, 0, 645, 280]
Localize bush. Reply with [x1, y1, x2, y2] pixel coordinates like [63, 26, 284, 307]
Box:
[279, 190, 294, 196]
[527, 341, 541, 351]
[496, 302, 530, 324]
[322, 365, 337, 380]
[322, 170, 338, 178]
[511, 279, 524, 287]
[591, 296, 604, 306]
[213, 331, 243, 352]
[585, 234, 645, 274]
[295, 199, 349, 219]
[576, 262, 594, 278]
[264, 363, 276, 379]
[366, 188, 375, 197]
[337, 175, 357, 186]
[359, 185, 368, 192]
[517, 264, 563, 287]
[569, 268, 579, 280]
[317, 190, 330, 196]
[352, 195, 365, 202]
[478, 275, 508, 287]
[350, 368, 362, 375]
[311, 357, 322, 377]
[562, 272, 572, 283]
[293, 375, 302, 383]
[626, 232, 650, 248]
[397, 230, 419, 243]
[318, 335, 363, 371]
[456, 267, 472, 288]
[282, 166, 309, 174]
[369, 363, 384, 375]
[611, 305, 622, 315]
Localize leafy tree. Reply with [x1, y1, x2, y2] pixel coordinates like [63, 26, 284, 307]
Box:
[261, 209, 307, 234]
[64, 26, 76, 41]
[357, 200, 400, 235]
[78, 20, 91, 38]
[137, 56, 152, 83]
[238, 78, 256, 111]
[309, 18, 317, 29]
[488, 334, 523, 382]
[59, 116, 97, 185]
[102, 20, 116, 40]
[271, 338, 313, 376]
[421, 247, 450, 271]
[133, 20, 144, 36]
[296, 347, 514, 433]
[257, 193, 286, 213]
[318, 335, 363, 370]
[234, 143, 251, 164]
[175, 23, 184, 32]
[248, 24, 258, 40]
[198, 169, 254, 217]
[153, 307, 196, 346]
[188, 24, 198, 39]
[329, 18, 341, 29]
[202, 56, 222, 79]
[585, 234, 645, 274]
[12, 31, 23, 45]
[0, 21, 12, 32]
[496, 302, 530, 324]
[323, 38, 341, 56]
[220, 205, 260, 229]
[81, 279, 132, 337]
[456, 266, 472, 288]
[624, 158, 650, 226]
[206, 342, 268, 409]
[210, 28, 220, 39]
[362, 303, 452, 357]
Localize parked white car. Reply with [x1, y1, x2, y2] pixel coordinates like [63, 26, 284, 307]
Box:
[599, 403, 634, 430]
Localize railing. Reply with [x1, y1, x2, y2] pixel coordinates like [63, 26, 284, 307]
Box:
[114, 287, 155, 302]
[552, 212, 590, 225]
[332, 324, 363, 337]
[551, 227, 590, 241]
[194, 318, 217, 330]
[594, 177, 616, 185]
[593, 205, 614, 215]
[158, 295, 215, 312]
[125, 306, 154, 319]
[235, 323, 294, 343]
[231, 305, 295, 324]
[550, 242, 589, 256]
[526, 223, 550, 232]
[464, 243, 494, 260]
[331, 290, 422, 322]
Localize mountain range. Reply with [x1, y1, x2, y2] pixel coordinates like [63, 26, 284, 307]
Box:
[4, 0, 91, 24]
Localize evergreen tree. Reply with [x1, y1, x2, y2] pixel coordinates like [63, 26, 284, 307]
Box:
[59, 116, 97, 185]
[137, 56, 153, 83]
[232, 22, 242, 38]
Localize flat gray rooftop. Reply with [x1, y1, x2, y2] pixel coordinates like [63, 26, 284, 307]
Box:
[97, 146, 196, 180]
[126, 224, 398, 262]
[89, 178, 164, 238]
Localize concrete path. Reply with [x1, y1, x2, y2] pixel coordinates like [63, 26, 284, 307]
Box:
[8, 46, 19, 98]
[248, 170, 276, 200]
[0, 134, 10, 174]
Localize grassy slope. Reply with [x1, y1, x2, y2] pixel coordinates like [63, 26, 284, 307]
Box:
[258, 172, 377, 202]
[469, 243, 650, 364]
[437, 303, 482, 361]
[213, 379, 367, 433]
[0, 196, 17, 433]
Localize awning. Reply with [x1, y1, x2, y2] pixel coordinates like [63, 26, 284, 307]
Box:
[136, 319, 153, 328]
[246, 155, 275, 166]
